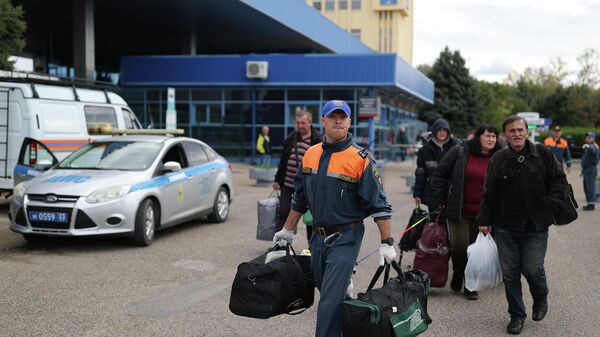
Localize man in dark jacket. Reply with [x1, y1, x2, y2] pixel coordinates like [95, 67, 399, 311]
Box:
[413, 118, 457, 208]
[477, 115, 568, 335]
[273, 111, 322, 240]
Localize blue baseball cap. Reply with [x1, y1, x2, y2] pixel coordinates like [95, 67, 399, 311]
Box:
[321, 100, 351, 118]
[585, 131, 596, 138]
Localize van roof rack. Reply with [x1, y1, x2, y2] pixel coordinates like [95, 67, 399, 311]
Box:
[108, 129, 185, 136]
[0, 70, 120, 93]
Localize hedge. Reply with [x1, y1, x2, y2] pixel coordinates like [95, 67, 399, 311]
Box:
[537, 127, 600, 146]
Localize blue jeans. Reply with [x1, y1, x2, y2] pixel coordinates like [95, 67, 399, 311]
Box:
[582, 167, 597, 204]
[494, 228, 549, 320]
[310, 224, 365, 337]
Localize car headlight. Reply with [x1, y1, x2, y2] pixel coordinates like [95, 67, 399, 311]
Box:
[12, 182, 28, 202]
[86, 185, 131, 204]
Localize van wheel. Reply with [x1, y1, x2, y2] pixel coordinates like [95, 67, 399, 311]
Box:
[23, 234, 49, 244]
[208, 187, 229, 223]
[131, 199, 157, 246]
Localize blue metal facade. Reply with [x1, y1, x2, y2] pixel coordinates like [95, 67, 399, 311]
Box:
[121, 54, 433, 104]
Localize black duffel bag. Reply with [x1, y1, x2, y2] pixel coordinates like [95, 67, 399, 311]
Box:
[229, 244, 315, 319]
[342, 261, 430, 337]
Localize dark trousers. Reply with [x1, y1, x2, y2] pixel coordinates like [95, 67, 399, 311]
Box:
[310, 224, 364, 337]
[279, 185, 312, 242]
[449, 216, 479, 282]
[494, 228, 549, 320]
[583, 167, 598, 204]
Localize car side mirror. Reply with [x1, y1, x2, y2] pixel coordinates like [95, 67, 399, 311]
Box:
[35, 160, 54, 171]
[162, 161, 181, 173]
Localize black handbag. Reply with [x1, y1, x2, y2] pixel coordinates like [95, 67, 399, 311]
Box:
[552, 183, 578, 225]
[229, 244, 315, 319]
[342, 261, 430, 337]
[398, 206, 429, 252]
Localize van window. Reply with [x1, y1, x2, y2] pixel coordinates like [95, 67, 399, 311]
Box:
[122, 108, 142, 129]
[85, 106, 118, 134]
[40, 102, 82, 134]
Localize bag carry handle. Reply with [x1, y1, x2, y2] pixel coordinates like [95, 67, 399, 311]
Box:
[366, 260, 405, 291]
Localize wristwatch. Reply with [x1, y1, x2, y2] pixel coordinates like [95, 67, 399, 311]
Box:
[381, 237, 394, 246]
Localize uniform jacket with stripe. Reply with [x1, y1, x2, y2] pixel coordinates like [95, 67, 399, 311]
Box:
[543, 137, 572, 167]
[290, 134, 392, 227]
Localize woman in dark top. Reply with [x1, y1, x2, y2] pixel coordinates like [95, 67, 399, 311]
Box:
[431, 124, 502, 300]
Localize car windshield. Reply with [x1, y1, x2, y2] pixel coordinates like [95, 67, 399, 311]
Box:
[58, 141, 162, 171]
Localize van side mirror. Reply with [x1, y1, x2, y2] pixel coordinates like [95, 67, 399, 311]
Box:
[161, 161, 181, 173]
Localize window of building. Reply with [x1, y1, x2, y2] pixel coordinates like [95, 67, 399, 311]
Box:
[326, 0, 335, 11]
[339, 0, 348, 10]
[313, 0, 322, 11]
[350, 29, 361, 39]
[352, 0, 361, 10]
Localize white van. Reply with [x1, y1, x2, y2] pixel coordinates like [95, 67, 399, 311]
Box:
[0, 71, 143, 194]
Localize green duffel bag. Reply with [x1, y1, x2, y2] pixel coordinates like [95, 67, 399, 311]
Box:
[342, 261, 429, 337]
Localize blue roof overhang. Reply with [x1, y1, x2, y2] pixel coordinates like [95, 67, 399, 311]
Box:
[121, 54, 434, 104]
[238, 0, 374, 54]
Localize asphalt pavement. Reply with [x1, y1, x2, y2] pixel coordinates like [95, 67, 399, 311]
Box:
[0, 160, 598, 337]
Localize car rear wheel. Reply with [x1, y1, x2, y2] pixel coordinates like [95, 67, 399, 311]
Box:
[208, 187, 229, 223]
[131, 199, 157, 246]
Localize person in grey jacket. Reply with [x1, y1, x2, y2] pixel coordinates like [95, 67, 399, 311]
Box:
[413, 118, 457, 209]
[431, 124, 501, 300]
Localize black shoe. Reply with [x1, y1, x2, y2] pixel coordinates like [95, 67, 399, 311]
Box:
[507, 318, 525, 334]
[583, 204, 595, 211]
[450, 272, 463, 293]
[532, 299, 548, 321]
[463, 289, 478, 300]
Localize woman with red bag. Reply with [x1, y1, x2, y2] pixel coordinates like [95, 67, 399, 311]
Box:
[431, 124, 502, 300]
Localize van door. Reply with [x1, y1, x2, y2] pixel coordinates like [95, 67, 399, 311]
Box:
[14, 138, 58, 185]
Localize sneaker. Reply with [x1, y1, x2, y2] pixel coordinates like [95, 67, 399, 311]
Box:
[463, 289, 478, 300]
[582, 204, 595, 211]
[450, 272, 463, 293]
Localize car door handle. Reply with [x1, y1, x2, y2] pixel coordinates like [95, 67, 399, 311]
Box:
[211, 169, 216, 173]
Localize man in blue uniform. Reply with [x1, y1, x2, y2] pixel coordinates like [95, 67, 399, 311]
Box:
[273, 100, 397, 337]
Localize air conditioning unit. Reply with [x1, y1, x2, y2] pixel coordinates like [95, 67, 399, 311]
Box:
[246, 61, 268, 80]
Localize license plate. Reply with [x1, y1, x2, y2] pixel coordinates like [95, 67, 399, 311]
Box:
[28, 211, 69, 223]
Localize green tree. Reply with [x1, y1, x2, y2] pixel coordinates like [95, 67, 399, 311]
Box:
[418, 47, 480, 136]
[0, 0, 26, 70]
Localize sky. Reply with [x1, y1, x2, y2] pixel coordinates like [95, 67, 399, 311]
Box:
[413, 0, 600, 83]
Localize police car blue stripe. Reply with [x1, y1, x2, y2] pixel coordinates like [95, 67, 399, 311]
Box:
[14, 164, 43, 178]
[129, 162, 226, 193]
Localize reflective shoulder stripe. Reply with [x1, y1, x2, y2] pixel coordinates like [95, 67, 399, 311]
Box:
[328, 146, 369, 181]
[302, 143, 323, 172]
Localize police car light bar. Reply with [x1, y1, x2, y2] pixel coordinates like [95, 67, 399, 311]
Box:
[108, 129, 185, 136]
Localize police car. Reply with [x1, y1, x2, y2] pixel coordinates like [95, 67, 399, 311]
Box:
[9, 131, 234, 246]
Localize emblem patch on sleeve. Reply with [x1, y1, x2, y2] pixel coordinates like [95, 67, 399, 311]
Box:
[371, 163, 383, 187]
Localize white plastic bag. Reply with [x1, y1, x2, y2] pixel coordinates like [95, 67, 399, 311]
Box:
[465, 233, 503, 292]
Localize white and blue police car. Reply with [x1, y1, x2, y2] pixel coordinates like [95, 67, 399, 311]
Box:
[9, 131, 234, 246]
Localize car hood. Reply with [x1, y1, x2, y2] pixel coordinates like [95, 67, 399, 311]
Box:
[24, 169, 150, 196]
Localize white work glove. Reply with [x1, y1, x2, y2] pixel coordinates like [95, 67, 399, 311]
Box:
[379, 243, 397, 266]
[273, 228, 295, 247]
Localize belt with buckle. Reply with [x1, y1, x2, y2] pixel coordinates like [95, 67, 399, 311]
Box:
[314, 222, 362, 237]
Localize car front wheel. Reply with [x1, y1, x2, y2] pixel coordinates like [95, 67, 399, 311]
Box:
[208, 187, 229, 223]
[131, 199, 157, 246]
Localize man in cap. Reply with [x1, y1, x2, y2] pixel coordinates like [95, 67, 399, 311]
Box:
[413, 118, 457, 209]
[581, 131, 599, 211]
[544, 126, 572, 173]
[272, 100, 397, 337]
